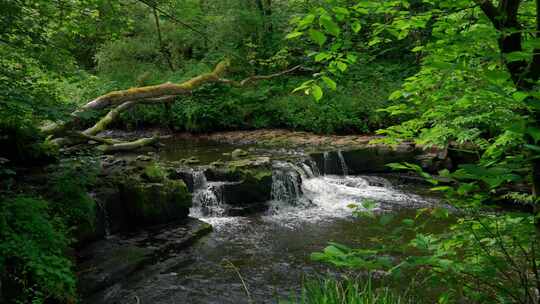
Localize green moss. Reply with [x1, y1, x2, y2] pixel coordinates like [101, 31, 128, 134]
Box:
[119, 178, 192, 226]
[142, 163, 166, 182]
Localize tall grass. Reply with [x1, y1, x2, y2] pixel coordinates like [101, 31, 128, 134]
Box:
[282, 278, 412, 304]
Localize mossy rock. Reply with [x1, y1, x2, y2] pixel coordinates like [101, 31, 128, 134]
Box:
[222, 168, 272, 207]
[119, 179, 192, 227]
[231, 148, 249, 159]
[141, 163, 166, 182]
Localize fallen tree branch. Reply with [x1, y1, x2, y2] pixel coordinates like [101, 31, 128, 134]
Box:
[76, 60, 230, 113]
[97, 137, 160, 153]
[218, 65, 302, 87]
[44, 60, 303, 152]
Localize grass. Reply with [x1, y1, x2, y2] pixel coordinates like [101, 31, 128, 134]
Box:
[281, 278, 413, 304]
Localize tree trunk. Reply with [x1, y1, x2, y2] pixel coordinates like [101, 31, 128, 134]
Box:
[153, 7, 174, 71]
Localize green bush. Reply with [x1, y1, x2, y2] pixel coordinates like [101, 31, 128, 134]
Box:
[0, 196, 76, 303]
[47, 159, 98, 240]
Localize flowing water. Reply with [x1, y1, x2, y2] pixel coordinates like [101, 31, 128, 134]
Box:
[87, 139, 445, 304]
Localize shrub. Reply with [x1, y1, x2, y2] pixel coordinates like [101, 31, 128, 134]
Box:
[0, 196, 76, 303]
[46, 158, 98, 240]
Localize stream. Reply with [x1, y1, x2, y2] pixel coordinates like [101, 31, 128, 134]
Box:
[86, 137, 445, 304]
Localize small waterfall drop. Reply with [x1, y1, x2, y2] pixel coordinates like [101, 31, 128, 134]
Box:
[191, 170, 225, 217]
[323, 152, 331, 175]
[308, 159, 321, 176]
[337, 150, 349, 176]
[271, 162, 303, 206]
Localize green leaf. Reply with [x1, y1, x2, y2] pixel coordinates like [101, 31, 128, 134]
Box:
[525, 144, 540, 153]
[321, 76, 337, 90]
[352, 21, 362, 33]
[333, 7, 350, 16]
[309, 29, 327, 46]
[402, 219, 415, 226]
[320, 15, 340, 36]
[311, 84, 323, 101]
[362, 199, 377, 210]
[298, 14, 316, 29]
[314, 52, 330, 62]
[528, 127, 540, 143]
[285, 31, 303, 39]
[512, 91, 529, 102]
[336, 61, 347, 72]
[432, 208, 449, 219]
[379, 214, 394, 226]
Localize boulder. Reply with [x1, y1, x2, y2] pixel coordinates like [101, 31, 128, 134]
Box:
[78, 218, 212, 297]
[222, 169, 272, 209]
[311, 145, 421, 174]
[168, 168, 196, 192]
[118, 179, 191, 227]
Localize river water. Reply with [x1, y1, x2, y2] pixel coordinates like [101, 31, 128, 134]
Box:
[87, 139, 444, 304]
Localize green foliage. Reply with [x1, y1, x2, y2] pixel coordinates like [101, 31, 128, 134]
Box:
[283, 278, 411, 304]
[314, 159, 540, 303]
[143, 163, 167, 182]
[0, 196, 76, 303]
[106, 60, 409, 134]
[46, 158, 98, 236]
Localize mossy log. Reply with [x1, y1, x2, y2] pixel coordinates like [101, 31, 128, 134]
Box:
[43, 60, 301, 153]
[97, 137, 160, 153]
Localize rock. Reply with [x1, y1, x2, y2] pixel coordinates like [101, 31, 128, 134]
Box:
[136, 155, 153, 161]
[168, 168, 195, 192]
[311, 145, 421, 174]
[77, 218, 212, 297]
[231, 148, 248, 159]
[210, 160, 225, 167]
[204, 167, 242, 182]
[222, 169, 272, 210]
[343, 146, 415, 174]
[118, 179, 192, 227]
[141, 163, 166, 182]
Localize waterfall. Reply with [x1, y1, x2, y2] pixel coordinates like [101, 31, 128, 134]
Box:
[301, 163, 315, 178]
[271, 162, 303, 206]
[323, 152, 331, 175]
[193, 170, 207, 189]
[191, 170, 225, 217]
[337, 150, 349, 176]
[308, 159, 321, 176]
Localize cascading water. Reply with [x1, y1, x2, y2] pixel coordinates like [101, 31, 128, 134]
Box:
[191, 170, 225, 217]
[337, 150, 349, 176]
[302, 159, 320, 177]
[323, 152, 331, 175]
[271, 162, 303, 207]
[266, 157, 431, 223]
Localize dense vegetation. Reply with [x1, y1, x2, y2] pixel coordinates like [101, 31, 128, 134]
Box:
[2, 0, 540, 303]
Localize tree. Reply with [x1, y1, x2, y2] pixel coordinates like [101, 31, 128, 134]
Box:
[288, 0, 540, 200]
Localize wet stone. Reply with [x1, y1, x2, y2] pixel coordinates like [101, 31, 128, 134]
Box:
[78, 218, 212, 298]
